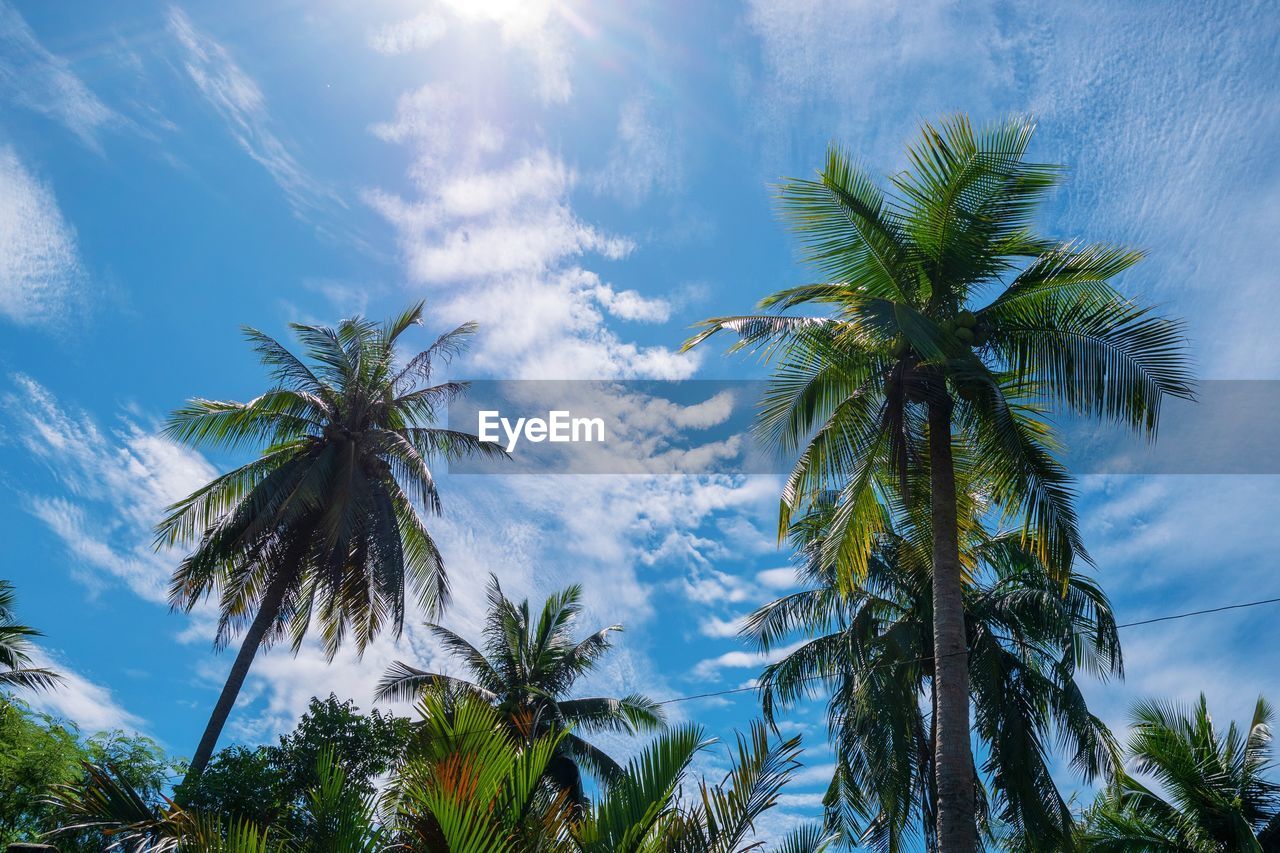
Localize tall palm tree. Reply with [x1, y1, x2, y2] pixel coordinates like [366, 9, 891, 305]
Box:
[160, 302, 502, 786]
[0, 580, 60, 692]
[683, 115, 1192, 849]
[747, 501, 1120, 850]
[376, 575, 665, 806]
[1080, 694, 1280, 851]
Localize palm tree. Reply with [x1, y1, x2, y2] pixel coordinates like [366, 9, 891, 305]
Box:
[376, 575, 665, 806]
[0, 580, 60, 692]
[747, 501, 1120, 850]
[160, 302, 503, 786]
[1080, 694, 1280, 851]
[683, 115, 1192, 849]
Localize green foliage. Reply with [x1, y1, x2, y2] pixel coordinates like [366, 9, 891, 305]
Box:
[177, 694, 410, 840]
[49, 691, 830, 852]
[160, 302, 502, 780]
[1079, 694, 1280, 851]
[378, 575, 665, 807]
[0, 698, 172, 849]
[683, 112, 1193, 580]
[747, 504, 1121, 851]
[683, 114, 1193, 848]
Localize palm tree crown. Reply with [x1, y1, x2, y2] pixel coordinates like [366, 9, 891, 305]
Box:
[1082, 694, 1280, 851]
[749, 502, 1120, 850]
[377, 574, 665, 804]
[162, 302, 502, 784]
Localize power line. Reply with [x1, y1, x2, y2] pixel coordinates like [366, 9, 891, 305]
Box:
[651, 591, 1280, 707]
[1114, 595, 1280, 629]
[136, 591, 1280, 768]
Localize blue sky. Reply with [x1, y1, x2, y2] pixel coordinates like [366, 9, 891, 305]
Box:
[2, 0, 1279, 840]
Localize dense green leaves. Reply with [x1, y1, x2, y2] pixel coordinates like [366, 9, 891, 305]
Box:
[684, 114, 1193, 579]
[746, 504, 1121, 851]
[177, 695, 411, 836]
[378, 575, 665, 807]
[49, 690, 828, 853]
[0, 699, 173, 850]
[1080, 695, 1280, 851]
[161, 301, 500, 658]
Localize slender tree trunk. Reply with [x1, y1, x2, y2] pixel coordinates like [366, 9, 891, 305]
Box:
[179, 573, 290, 791]
[927, 396, 975, 852]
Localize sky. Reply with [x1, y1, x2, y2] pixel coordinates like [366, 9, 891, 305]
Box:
[1, 0, 1279, 842]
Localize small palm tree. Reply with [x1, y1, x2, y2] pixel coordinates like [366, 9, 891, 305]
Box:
[1080, 694, 1280, 851]
[684, 116, 1192, 849]
[0, 580, 60, 692]
[377, 575, 665, 806]
[748, 502, 1119, 851]
[161, 302, 502, 785]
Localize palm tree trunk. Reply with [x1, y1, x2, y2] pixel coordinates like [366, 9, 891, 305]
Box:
[927, 396, 975, 852]
[180, 572, 290, 790]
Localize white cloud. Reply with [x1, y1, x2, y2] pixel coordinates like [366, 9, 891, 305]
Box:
[373, 0, 574, 103]
[700, 614, 747, 639]
[6, 374, 218, 603]
[0, 1, 118, 148]
[0, 148, 83, 327]
[22, 648, 147, 733]
[756, 567, 798, 590]
[167, 6, 340, 217]
[744, 0, 1010, 164]
[438, 151, 571, 218]
[594, 94, 683, 205]
[593, 282, 672, 323]
[367, 12, 447, 55]
[691, 640, 802, 680]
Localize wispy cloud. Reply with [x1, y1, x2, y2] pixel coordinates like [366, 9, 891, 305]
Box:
[367, 12, 447, 55]
[370, 0, 575, 103]
[691, 640, 803, 680]
[364, 79, 690, 380]
[0, 1, 119, 149]
[593, 94, 683, 206]
[6, 374, 218, 603]
[22, 647, 147, 733]
[0, 148, 84, 327]
[167, 6, 340, 218]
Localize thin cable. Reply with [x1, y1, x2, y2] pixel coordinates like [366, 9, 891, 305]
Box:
[652, 591, 1280, 706]
[147, 591, 1280, 764]
[1114, 595, 1280, 629]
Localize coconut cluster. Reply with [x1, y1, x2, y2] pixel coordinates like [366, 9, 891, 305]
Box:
[941, 310, 990, 345]
[887, 308, 991, 360]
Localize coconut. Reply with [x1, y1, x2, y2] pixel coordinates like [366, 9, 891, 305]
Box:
[954, 326, 975, 344]
[956, 310, 977, 328]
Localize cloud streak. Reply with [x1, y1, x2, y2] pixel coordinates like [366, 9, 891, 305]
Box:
[0, 1, 119, 149]
[0, 148, 84, 327]
[167, 6, 340, 218]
